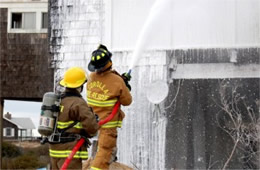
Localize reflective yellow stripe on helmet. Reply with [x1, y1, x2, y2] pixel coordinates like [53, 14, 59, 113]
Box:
[87, 98, 117, 107]
[57, 121, 83, 129]
[101, 121, 122, 128]
[49, 149, 88, 159]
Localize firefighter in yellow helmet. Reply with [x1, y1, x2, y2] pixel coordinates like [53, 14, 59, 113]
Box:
[87, 45, 132, 169]
[49, 67, 99, 170]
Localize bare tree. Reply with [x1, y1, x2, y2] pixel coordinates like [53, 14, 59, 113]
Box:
[216, 80, 259, 170]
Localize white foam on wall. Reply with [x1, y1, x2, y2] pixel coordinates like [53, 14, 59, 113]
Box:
[50, 0, 259, 169]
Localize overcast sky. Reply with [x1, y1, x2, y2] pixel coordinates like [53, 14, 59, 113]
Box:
[3, 100, 42, 136]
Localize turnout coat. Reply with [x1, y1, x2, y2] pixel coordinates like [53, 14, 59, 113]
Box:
[49, 89, 99, 169]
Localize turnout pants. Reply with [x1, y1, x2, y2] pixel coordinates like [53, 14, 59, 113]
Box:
[50, 157, 82, 170]
[91, 128, 117, 169]
[49, 140, 88, 170]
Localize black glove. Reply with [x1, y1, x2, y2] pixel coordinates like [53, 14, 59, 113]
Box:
[95, 114, 100, 123]
[121, 73, 131, 81]
[121, 73, 131, 91]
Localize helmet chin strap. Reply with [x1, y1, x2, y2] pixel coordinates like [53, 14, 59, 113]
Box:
[76, 86, 83, 93]
[97, 60, 113, 73]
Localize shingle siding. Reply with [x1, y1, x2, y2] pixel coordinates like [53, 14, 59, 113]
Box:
[0, 8, 54, 100]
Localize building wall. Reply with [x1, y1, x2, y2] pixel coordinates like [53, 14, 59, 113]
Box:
[49, 0, 104, 72]
[49, 0, 260, 169]
[0, 5, 54, 100]
[49, 0, 168, 169]
[109, 0, 260, 50]
[165, 48, 260, 169]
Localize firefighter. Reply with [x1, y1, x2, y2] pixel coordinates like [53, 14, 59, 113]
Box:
[49, 67, 99, 170]
[87, 44, 132, 170]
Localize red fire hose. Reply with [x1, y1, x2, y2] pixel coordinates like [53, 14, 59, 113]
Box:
[60, 101, 121, 170]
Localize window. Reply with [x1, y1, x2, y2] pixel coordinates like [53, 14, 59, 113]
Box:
[24, 12, 36, 29]
[11, 13, 22, 28]
[6, 128, 11, 136]
[4, 128, 14, 137]
[42, 12, 48, 29]
[11, 12, 36, 29]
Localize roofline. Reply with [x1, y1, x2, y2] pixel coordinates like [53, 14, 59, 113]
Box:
[3, 117, 22, 129]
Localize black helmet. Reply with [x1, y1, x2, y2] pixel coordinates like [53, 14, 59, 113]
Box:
[88, 44, 112, 72]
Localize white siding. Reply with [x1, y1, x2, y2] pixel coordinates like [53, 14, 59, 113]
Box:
[3, 128, 6, 136]
[109, 0, 260, 50]
[11, 128, 15, 137]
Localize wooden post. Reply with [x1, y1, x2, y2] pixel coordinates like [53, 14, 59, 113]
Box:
[0, 99, 4, 169]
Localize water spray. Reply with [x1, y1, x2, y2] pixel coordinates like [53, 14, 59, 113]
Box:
[128, 0, 171, 72]
[62, 1, 173, 168]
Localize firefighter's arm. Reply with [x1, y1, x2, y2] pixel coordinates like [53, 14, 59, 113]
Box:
[119, 79, 132, 106]
[72, 102, 99, 136]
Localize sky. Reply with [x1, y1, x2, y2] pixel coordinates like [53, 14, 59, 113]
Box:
[3, 100, 42, 136]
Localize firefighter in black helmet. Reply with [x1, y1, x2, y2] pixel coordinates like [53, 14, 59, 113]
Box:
[88, 44, 112, 72]
[87, 44, 132, 169]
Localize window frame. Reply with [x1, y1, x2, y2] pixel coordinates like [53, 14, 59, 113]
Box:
[8, 8, 47, 33]
[11, 12, 37, 30]
[11, 12, 23, 29]
[4, 127, 14, 137]
[41, 12, 48, 29]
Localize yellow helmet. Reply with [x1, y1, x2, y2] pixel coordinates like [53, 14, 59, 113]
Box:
[60, 67, 87, 88]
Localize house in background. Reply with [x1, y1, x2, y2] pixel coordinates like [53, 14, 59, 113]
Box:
[3, 112, 35, 141]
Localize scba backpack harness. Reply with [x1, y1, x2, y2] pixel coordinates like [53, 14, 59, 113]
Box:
[38, 92, 90, 145]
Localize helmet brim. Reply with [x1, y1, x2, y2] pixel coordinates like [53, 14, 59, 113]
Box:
[59, 79, 86, 88]
[88, 62, 96, 72]
[88, 61, 109, 72]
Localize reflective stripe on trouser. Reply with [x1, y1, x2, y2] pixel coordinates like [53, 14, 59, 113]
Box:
[87, 98, 117, 107]
[50, 157, 82, 170]
[57, 121, 83, 129]
[91, 128, 117, 169]
[101, 121, 122, 128]
[49, 149, 88, 159]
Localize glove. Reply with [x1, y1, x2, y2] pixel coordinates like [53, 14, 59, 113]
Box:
[121, 73, 131, 81]
[121, 73, 131, 91]
[95, 114, 100, 123]
[125, 81, 131, 91]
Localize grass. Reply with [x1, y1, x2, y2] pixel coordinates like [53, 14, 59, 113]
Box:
[2, 141, 50, 169]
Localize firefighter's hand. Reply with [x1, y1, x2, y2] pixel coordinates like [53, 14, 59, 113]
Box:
[125, 81, 131, 91]
[121, 73, 131, 81]
[95, 114, 99, 123]
[121, 73, 131, 91]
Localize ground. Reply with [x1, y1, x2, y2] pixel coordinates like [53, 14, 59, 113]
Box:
[83, 158, 134, 170]
[11, 141, 41, 148]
